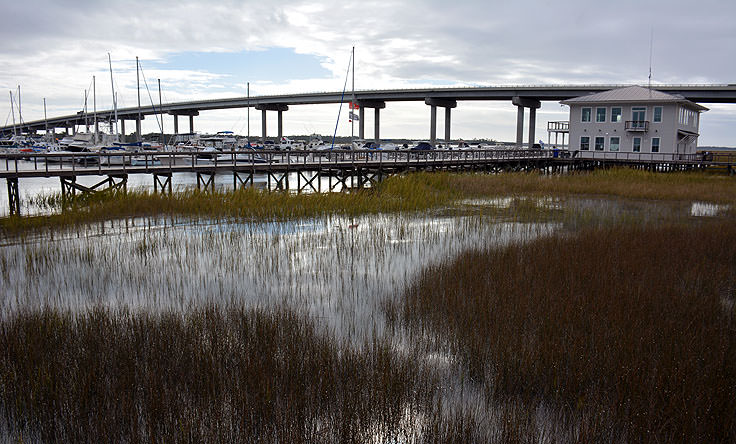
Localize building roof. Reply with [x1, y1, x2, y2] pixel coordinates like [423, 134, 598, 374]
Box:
[561, 86, 708, 111]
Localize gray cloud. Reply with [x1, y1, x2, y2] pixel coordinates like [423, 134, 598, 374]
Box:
[2, 0, 735, 144]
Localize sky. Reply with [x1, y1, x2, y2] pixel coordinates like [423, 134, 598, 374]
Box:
[1, 0, 735, 145]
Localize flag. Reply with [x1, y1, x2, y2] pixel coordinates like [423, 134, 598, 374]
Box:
[349, 112, 360, 121]
[349, 102, 359, 110]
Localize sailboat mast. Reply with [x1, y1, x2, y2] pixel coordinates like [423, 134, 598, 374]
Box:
[158, 79, 164, 147]
[84, 89, 89, 133]
[17, 86, 22, 128]
[108, 53, 118, 137]
[247, 82, 250, 140]
[9, 92, 16, 137]
[93, 75, 98, 144]
[43, 98, 48, 139]
[351, 46, 355, 141]
[136, 56, 141, 142]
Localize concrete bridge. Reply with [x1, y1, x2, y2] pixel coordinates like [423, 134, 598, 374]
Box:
[3, 84, 736, 149]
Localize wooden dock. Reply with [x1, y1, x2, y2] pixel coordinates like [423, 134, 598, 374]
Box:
[2, 149, 734, 215]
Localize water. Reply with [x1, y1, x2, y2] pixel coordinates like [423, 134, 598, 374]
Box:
[0, 211, 557, 341]
[1, 169, 360, 217]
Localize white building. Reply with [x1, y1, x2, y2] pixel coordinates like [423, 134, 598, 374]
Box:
[561, 86, 708, 155]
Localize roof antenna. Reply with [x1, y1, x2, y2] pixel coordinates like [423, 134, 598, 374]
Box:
[648, 27, 654, 93]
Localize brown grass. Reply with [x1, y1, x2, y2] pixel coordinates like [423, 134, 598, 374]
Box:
[0, 307, 437, 443]
[389, 220, 736, 443]
[3, 168, 736, 236]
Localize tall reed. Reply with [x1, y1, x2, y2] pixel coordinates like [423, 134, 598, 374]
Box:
[0, 306, 437, 443]
[390, 220, 736, 442]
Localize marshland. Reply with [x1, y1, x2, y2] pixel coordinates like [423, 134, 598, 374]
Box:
[1, 169, 735, 443]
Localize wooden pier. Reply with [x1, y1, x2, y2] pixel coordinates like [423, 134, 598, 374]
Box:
[2, 149, 734, 216]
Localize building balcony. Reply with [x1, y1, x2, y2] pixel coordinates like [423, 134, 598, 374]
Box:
[547, 121, 569, 132]
[625, 120, 649, 132]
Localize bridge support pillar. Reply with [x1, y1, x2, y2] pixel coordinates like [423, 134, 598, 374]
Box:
[445, 107, 451, 146]
[189, 115, 194, 133]
[7, 178, 20, 216]
[425, 98, 457, 148]
[512, 97, 541, 149]
[374, 108, 380, 144]
[516, 106, 524, 147]
[359, 107, 365, 140]
[173, 115, 179, 135]
[429, 105, 437, 147]
[255, 104, 289, 145]
[278, 110, 283, 140]
[528, 107, 536, 149]
[136, 118, 142, 141]
[356, 100, 385, 144]
[120, 119, 126, 142]
[261, 109, 267, 145]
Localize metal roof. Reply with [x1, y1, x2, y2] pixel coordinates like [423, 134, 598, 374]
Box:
[561, 86, 708, 111]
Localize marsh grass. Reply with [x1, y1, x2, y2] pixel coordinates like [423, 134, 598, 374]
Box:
[389, 220, 736, 442]
[0, 306, 441, 443]
[3, 168, 736, 236]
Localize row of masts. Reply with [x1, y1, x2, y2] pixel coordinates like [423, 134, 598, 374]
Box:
[7, 55, 165, 146]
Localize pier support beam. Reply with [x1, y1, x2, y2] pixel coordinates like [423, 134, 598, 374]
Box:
[425, 98, 457, 148]
[7, 178, 20, 216]
[512, 97, 541, 149]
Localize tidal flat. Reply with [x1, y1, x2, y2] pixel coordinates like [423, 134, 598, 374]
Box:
[0, 170, 734, 443]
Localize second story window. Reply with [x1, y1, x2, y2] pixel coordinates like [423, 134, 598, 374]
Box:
[582, 108, 591, 122]
[611, 107, 622, 122]
[596, 107, 606, 122]
[653, 107, 662, 123]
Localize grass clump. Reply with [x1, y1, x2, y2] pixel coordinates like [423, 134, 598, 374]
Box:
[390, 220, 736, 443]
[0, 306, 437, 443]
[3, 169, 736, 236]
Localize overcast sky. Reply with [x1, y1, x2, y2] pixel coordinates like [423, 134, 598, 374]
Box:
[2, 0, 735, 145]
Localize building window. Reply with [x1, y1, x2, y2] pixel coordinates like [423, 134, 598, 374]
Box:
[582, 108, 591, 122]
[651, 137, 660, 153]
[653, 106, 662, 123]
[611, 107, 622, 122]
[595, 137, 605, 151]
[609, 137, 620, 152]
[596, 107, 606, 122]
[633, 137, 641, 152]
[580, 136, 590, 150]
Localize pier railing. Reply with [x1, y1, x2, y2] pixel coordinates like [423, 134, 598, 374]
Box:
[0, 149, 553, 177]
[1, 148, 733, 178]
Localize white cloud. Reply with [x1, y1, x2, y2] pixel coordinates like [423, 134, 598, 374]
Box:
[2, 0, 735, 145]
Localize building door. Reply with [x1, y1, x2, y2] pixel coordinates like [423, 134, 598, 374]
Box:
[632, 107, 646, 128]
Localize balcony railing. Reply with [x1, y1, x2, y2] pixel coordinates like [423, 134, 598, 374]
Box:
[625, 120, 649, 131]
